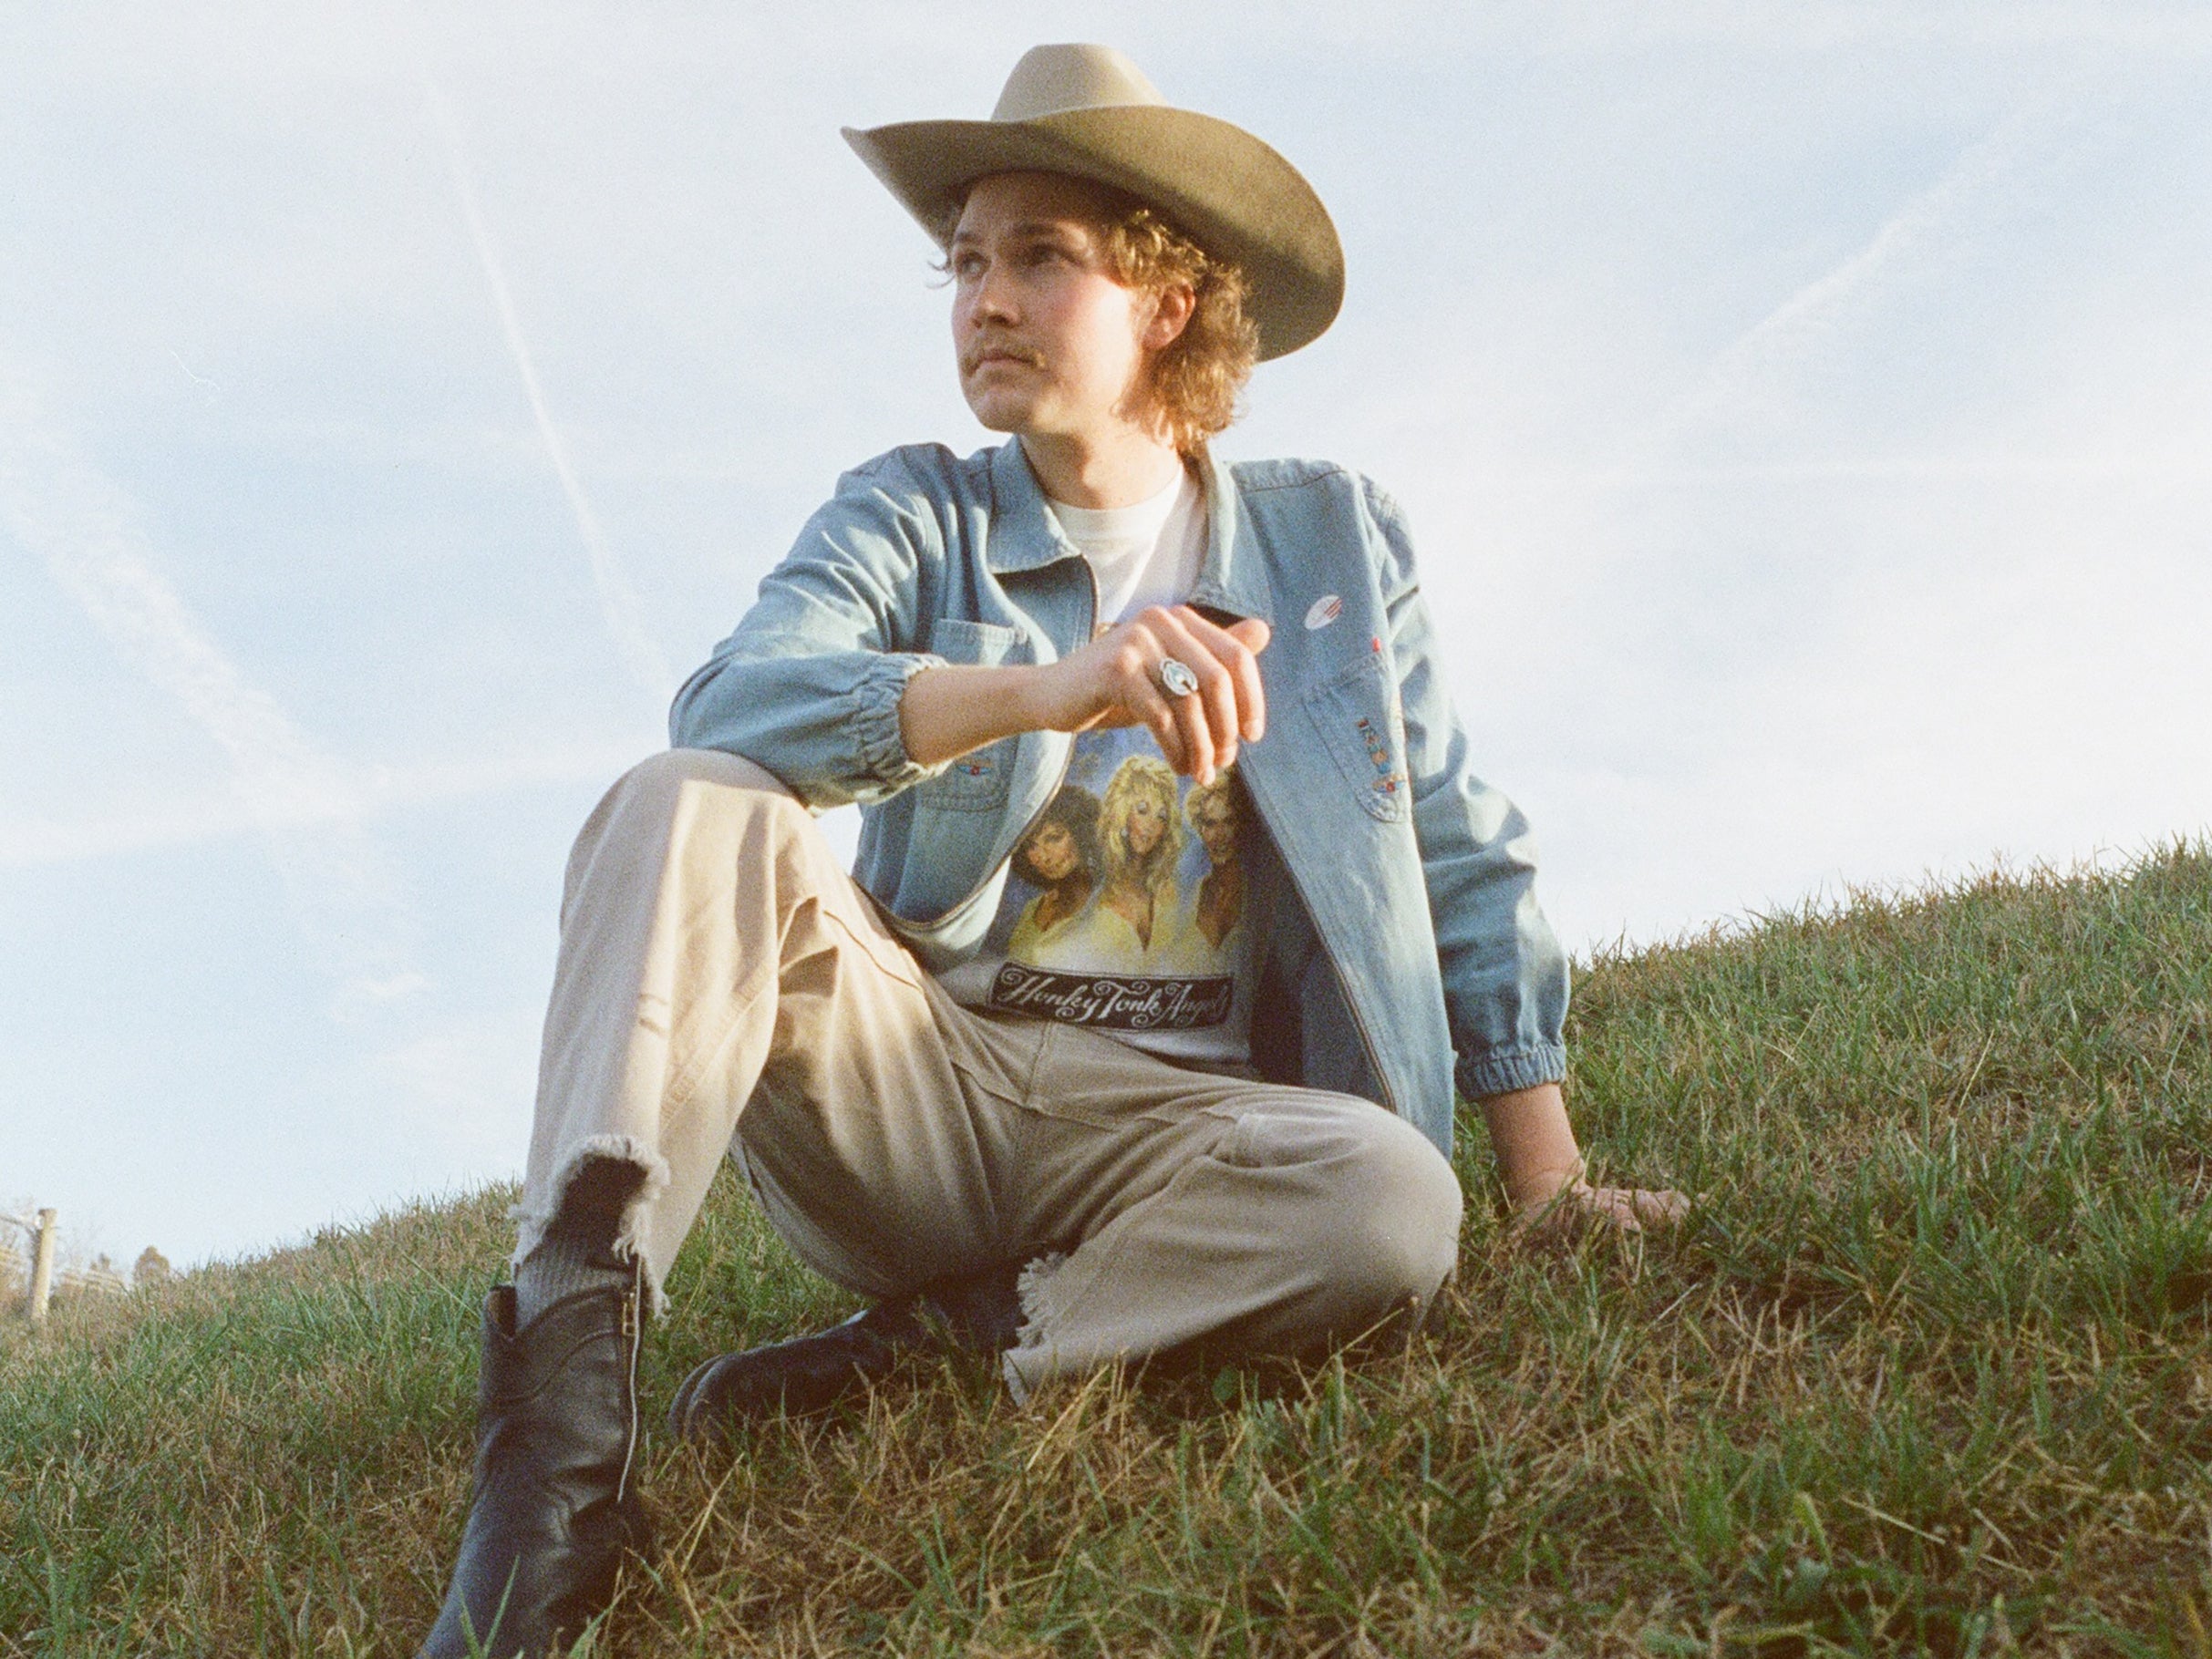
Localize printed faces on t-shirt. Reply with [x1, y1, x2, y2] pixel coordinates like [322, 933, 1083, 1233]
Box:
[981, 727, 1254, 1044]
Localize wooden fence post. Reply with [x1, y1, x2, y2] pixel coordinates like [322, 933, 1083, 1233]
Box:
[26, 1209, 57, 1324]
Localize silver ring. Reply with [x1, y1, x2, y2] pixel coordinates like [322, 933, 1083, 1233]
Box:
[1156, 657, 1200, 699]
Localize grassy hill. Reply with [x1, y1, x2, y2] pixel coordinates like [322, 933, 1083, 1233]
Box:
[5, 845, 2209, 1656]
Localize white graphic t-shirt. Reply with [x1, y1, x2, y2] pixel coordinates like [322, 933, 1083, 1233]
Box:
[938, 467, 1262, 1066]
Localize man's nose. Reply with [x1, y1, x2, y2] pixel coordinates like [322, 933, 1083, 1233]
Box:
[966, 259, 1019, 325]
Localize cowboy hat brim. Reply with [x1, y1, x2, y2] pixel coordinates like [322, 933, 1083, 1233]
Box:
[842, 106, 1344, 361]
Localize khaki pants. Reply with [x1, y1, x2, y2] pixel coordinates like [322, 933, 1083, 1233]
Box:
[515, 749, 1463, 1400]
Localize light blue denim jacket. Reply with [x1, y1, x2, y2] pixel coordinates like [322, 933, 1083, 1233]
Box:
[669, 439, 1569, 1155]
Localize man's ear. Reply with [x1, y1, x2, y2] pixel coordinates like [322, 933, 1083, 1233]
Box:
[1142, 283, 1196, 352]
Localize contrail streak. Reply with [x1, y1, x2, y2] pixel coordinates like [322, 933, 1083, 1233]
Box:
[0, 368, 422, 1010]
[422, 84, 676, 706]
[1654, 115, 2045, 445]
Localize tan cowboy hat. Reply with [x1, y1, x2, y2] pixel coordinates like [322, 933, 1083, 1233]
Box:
[842, 43, 1344, 361]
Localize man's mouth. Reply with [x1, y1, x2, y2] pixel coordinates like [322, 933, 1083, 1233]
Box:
[966, 343, 1046, 374]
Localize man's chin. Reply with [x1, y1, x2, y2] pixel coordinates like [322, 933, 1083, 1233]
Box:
[961, 395, 1031, 436]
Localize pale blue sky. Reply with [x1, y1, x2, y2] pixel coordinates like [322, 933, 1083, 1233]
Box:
[4, 2, 2207, 1269]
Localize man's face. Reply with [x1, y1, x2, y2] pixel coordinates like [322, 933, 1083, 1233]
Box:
[949, 172, 1160, 444]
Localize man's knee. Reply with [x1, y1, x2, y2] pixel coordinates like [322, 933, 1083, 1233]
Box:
[559, 747, 816, 922]
[613, 746, 797, 809]
[575, 748, 801, 860]
[1244, 1099, 1463, 1328]
[1329, 1111, 1462, 1317]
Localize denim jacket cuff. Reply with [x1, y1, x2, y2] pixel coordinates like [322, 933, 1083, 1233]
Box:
[853, 651, 950, 790]
[1456, 1043, 1568, 1101]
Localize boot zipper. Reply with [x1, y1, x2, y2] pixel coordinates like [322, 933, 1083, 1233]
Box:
[615, 1257, 643, 1503]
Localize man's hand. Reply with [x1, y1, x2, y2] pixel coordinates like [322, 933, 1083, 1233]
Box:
[1478, 1081, 1689, 1249]
[1508, 1179, 1690, 1247]
[1032, 606, 1269, 784]
[900, 606, 1270, 784]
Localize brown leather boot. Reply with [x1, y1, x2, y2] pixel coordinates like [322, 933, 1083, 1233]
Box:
[667, 1261, 1024, 1443]
[417, 1262, 649, 1658]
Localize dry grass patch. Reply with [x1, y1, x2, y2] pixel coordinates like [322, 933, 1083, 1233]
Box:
[5, 844, 2210, 1654]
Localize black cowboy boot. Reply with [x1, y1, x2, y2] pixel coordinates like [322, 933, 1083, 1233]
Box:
[418, 1263, 650, 1659]
[667, 1261, 1025, 1442]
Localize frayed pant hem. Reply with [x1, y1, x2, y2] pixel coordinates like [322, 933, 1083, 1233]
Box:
[1000, 1251, 1076, 1407]
[510, 1135, 676, 1316]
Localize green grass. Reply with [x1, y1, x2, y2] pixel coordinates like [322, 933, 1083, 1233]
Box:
[5, 843, 2210, 1655]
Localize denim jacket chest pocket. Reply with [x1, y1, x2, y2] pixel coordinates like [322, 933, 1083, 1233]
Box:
[1300, 651, 1412, 823]
[916, 617, 1027, 811]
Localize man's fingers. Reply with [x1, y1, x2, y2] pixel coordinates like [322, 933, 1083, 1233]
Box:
[1180, 611, 1269, 743]
[1167, 683, 1215, 783]
[1149, 611, 1241, 778]
[1099, 625, 1183, 765]
[1225, 617, 1271, 654]
[1137, 687, 1187, 772]
[1589, 1187, 1691, 1234]
[1512, 1183, 1690, 1250]
[1629, 1188, 1691, 1228]
[1088, 607, 1272, 775]
[1123, 674, 1188, 772]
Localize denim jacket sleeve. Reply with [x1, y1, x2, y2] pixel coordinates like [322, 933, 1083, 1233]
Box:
[1363, 478, 1571, 1100]
[667, 452, 952, 809]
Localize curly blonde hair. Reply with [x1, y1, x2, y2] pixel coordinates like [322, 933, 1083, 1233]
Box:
[1094, 200, 1258, 456]
[944, 177, 1259, 457]
[1099, 755, 1184, 902]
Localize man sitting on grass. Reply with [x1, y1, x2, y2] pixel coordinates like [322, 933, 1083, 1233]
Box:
[419, 42, 1685, 1658]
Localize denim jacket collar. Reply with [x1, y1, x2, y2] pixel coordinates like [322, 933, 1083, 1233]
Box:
[985, 439, 1274, 626]
[1188, 446, 1274, 626]
[983, 441, 1079, 576]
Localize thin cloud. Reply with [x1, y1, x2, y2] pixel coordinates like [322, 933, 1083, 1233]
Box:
[1652, 114, 2047, 447]
[1451, 452, 2212, 492]
[421, 79, 677, 707]
[0, 738, 653, 872]
[0, 369, 421, 1012]
[1525, 1, 2212, 54]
